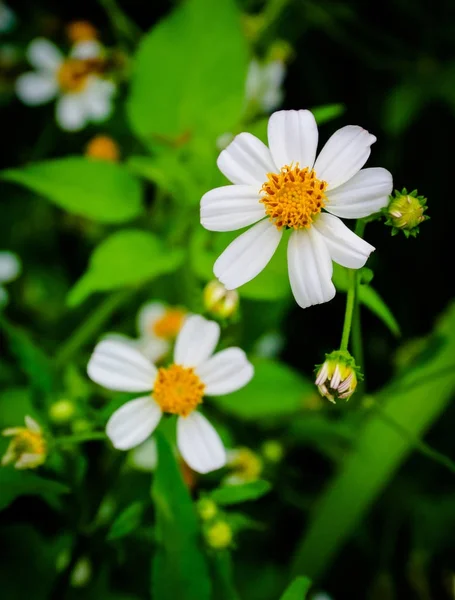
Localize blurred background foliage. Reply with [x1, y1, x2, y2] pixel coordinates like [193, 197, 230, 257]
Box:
[0, 0, 454, 599]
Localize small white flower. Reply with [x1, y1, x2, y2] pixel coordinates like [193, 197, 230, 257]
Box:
[87, 315, 254, 474]
[16, 38, 115, 132]
[200, 109, 393, 308]
[0, 2, 15, 34]
[245, 59, 285, 113]
[0, 250, 20, 307]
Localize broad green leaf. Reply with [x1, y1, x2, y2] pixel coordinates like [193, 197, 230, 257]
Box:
[152, 433, 211, 600]
[292, 302, 455, 580]
[107, 501, 143, 540]
[191, 228, 291, 301]
[0, 469, 69, 512]
[280, 576, 312, 600]
[211, 358, 314, 421]
[0, 388, 35, 430]
[2, 158, 143, 223]
[68, 230, 184, 306]
[127, 0, 248, 144]
[210, 481, 271, 505]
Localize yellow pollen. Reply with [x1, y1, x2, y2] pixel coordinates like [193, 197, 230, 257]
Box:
[13, 430, 46, 456]
[153, 364, 205, 417]
[57, 58, 105, 93]
[260, 164, 327, 230]
[152, 309, 185, 340]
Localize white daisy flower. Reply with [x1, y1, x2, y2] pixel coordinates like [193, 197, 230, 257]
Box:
[16, 38, 115, 132]
[245, 59, 285, 113]
[0, 250, 20, 307]
[200, 109, 393, 309]
[87, 315, 254, 474]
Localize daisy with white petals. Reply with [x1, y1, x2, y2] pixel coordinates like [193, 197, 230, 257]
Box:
[200, 109, 393, 309]
[16, 38, 115, 131]
[87, 315, 254, 474]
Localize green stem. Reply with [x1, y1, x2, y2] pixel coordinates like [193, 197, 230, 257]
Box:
[54, 290, 130, 368]
[98, 0, 142, 46]
[351, 220, 367, 391]
[54, 432, 107, 445]
[339, 269, 356, 352]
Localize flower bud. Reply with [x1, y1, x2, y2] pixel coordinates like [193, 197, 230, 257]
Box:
[225, 447, 263, 485]
[205, 520, 233, 550]
[385, 189, 428, 238]
[314, 350, 361, 403]
[85, 135, 120, 162]
[66, 21, 98, 43]
[197, 498, 218, 521]
[1, 416, 46, 469]
[49, 399, 76, 424]
[203, 281, 239, 320]
[261, 440, 284, 463]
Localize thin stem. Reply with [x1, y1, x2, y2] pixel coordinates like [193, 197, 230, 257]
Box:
[54, 432, 107, 445]
[340, 269, 356, 352]
[54, 290, 130, 368]
[98, 0, 141, 47]
[352, 220, 367, 392]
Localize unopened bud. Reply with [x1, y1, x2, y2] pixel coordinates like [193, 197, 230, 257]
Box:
[205, 520, 233, 550]
[66, 21, 98, 43]
[49, 399, 76, 424]
[85, 135, 120, 162]
[385, 189, 428, 238]
[197, 498, 218, 521]
[261, 440, 284, 463]
[225, 447, 263, 484]
[204, 281, 239, 320]
[314, 350, 361, 403]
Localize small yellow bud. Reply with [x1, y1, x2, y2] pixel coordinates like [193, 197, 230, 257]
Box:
[1, 416, 46, 470]
[241, 14, 266, 42]
[225, 447, 263, 484]
[197, 498, 218, 521]
[385, 189, 428, 238]
[261, 440, 284, 463]
[205, 520, 233, 550]
[66, 21, 98, 43]
[203, 281, 239, 320]
[315, 350, 361, 404]
[49, 399, 76, 424]
[85, 135, 120, 162]
[267, 40, 293, 63]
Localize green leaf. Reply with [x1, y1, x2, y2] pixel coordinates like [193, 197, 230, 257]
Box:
[2, 158, 143, 223]
[68, 230, 184, 306]
[211, 358, 313, 421]
[0, 469, 69, 512]
[311, 103, 345, 124]
[107, 501, 144, 541]
[210, 481, 271, 505]
[152, 433, 211, 600]
[0, 388, 35, 430]
[292, 302, 455, 580]
[127, 0, 248, 144]
[279, 576, 312, 600]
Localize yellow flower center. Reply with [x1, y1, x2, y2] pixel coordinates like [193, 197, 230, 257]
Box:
[153, 364, 205, 417]
[152, 309, 185, 339]
[260, 164, 327, 230]
[67, 21, 98, 43]
[85, 135, 120, 162]
[13, 429, 46, 457]
[57, 58, 105, 93]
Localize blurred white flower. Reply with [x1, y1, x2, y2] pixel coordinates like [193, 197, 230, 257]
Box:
[245, 59, 285, 113]
[0, 2, 15, 34]
[87, 315, 254, 474]
[16, 38, 115, 131]
[201, 109, 393, 308]
[2, 415, 46, 469]
[0, 250, 20, 307]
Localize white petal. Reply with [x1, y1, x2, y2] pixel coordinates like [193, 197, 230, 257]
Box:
[27, 38, 62, 72]
[177, 412, 226, 474]
[196, 348, 254, 396]
[138, 338, 170, 363]
[268, 109, 319, 170]
[56, 94, 87, 131]
[214, 219, 282, 290]
[0, 251, 20, 283]
[217, 132, 276, 186]
[82, 78, 115, 121]
[70, 40, 103, 60]
[200, 185, 264, 232]
[245, 59, 261, 101]
[325, 167, 393, 219]
[106, 397, 162, 450]
[24, 416, 41, 433]
[174, 315, 220, 368]
[128, 437, 158, 472]
[287, 227, 335, 309]
[87, 339, 157, 392]
[15, 72, 57, 105]
[137, 302, 166, 337]
[314, 125, 377, 190]
[313, 213, 374, 269]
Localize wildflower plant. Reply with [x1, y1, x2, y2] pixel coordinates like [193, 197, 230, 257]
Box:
[1, 0, 450, 599]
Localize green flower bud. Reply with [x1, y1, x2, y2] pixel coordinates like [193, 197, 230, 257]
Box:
[314, 350, 362, 404]
[203, 280, 239, 320]
[205, 520, 233, 550]
[261, 440, 284, 463]
[49, 399, 76, 424]
[197, 498, 218, 521]
[384, 189, 428, 238]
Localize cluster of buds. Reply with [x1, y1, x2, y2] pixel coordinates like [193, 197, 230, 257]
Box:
[197, 497, 233, 550]
[315, 350, 361, 403]
[384, 189, 428, 238]
[203, 280, 239, 321]
[2, 416, 47, 469]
